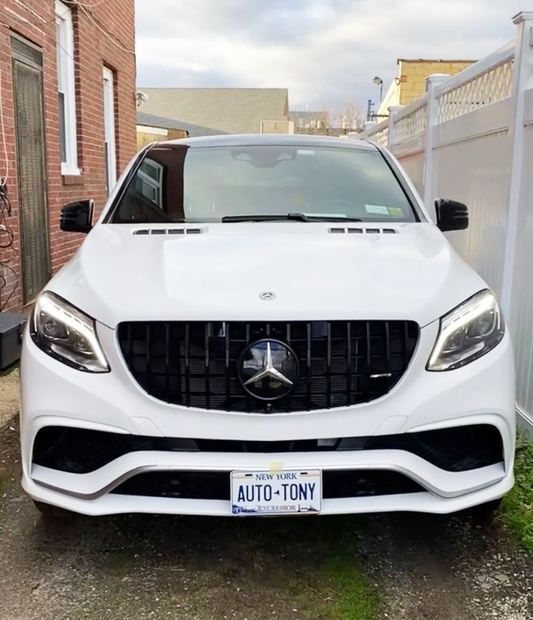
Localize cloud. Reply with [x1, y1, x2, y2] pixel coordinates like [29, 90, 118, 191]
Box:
[135, 0, 524, 110]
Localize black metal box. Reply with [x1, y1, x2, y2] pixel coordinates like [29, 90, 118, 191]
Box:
[0, 313, 27, 370]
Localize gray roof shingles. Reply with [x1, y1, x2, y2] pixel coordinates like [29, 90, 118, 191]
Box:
[137, 111, 223, 137]
[136, 88, 289, 137]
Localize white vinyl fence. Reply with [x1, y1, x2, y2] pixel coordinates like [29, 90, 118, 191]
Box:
[364, 11, 533, 430]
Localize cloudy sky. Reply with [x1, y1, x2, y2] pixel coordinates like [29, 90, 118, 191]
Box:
[135, 0, 526, 111]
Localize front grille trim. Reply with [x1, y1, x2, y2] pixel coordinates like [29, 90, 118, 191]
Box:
[117, 320, 419, 414]
[33, 424, 504, 475]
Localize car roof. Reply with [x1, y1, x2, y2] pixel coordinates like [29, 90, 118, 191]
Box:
[159, 133, 378, 151]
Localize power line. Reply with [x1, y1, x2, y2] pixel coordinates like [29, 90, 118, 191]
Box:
[0, 42, 17, 309]
[75, 2, 135, 55]
[1, 9, 81, 73]
[8, 0, 135, 58]
[0, 46, 10, 185]
[0, 185, 18, 312]
[75, 0, 108, 9]
[13, 0, 47, 26]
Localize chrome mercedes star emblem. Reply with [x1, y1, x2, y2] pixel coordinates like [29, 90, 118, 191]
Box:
[259, 291, 276, 301]
[238, 339, 299, 401]
[244, 342, 293, 387]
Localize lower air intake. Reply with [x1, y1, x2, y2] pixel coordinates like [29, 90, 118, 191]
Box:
[110, 470, 425, 500]
[32, 424, 503, 475]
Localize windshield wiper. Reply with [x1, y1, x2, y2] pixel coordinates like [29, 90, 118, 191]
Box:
[222, 213, 363, 223]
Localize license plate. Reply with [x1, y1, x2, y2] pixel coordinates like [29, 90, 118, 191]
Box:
[231, 469, 322, 515]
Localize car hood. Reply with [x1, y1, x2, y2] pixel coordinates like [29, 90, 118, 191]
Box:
[47, 223, 487, 328]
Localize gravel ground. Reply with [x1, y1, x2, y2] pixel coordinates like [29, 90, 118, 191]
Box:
[1, 372, 532, 620]
[0, 366, 19, 429]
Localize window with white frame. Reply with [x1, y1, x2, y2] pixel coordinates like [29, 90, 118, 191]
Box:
[103, 67, 117, 195]
[134, 160, 164, 207]
[55, 0, 78, 174]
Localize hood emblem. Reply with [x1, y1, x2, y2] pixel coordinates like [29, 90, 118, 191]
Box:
[238, 340, 299, 401]
[259, 291, 276, 301]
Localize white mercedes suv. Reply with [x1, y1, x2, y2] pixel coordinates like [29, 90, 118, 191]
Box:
[21, 135, 515, 518]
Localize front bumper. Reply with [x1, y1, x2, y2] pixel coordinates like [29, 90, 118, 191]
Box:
[20, 320, 516, 516]
[23, 454, 513, 517]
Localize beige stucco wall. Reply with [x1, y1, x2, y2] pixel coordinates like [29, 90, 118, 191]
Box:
[136, 125, 189, 150]
[378, 60, 474, 116]
[398, 60, 474, 106]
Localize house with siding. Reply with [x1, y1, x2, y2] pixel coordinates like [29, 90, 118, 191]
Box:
[136, 112, 191, 151]
[136, 88, 290, 137]
[290, 110, 330, 133]
[0, 0, 136, 312]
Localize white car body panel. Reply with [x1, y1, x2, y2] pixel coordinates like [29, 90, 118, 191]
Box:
[20, 136, 516, 517]
[46, 223, 486, 329]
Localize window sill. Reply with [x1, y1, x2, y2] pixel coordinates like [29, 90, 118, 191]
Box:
[61, 163, 81, 176]
[62, 172, 84, 186]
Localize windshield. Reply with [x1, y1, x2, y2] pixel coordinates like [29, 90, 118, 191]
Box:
[111, 144, 418, 224]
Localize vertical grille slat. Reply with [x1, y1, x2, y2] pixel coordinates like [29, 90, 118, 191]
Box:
[184, 323, 191, 407]
[164, 323, 171, 400]
[326, 322, 332, 409]
[245, 324, 252, 413]
[224, 323, 231, 411]
[145, 324, 152, 394]
[404, 322, 410, 368]
[385, 321, 391, 391]
[306, 322, 312, 411]
[365, 322, 372, 402]
[346, 322, 352, 403]
[286, 324, 292, 413]
[118, 321, 418, 414]
[204, 323, 211, 410]
[127, 323, 133, 370]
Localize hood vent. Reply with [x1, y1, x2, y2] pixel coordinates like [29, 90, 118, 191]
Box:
[329, 227, 398, 235]
[133, 228, 204, 236]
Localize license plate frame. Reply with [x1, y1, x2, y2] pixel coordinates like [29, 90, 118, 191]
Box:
[230, 469, 322, 516]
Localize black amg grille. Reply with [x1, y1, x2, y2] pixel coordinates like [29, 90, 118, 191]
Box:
[117, 321, 419, 413]
[110, 470, 425, 500]
[33, 424, 503, 475]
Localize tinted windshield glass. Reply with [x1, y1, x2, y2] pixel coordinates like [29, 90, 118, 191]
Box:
[112, 144, 417, 223]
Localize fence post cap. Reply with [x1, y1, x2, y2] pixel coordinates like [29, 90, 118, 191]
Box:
[512, 11, 533, 25]
[388, 105, 404, 115]
[425, 73, 451, 86]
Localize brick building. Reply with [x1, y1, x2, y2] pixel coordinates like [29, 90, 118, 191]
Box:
[0, 0, 136, 312]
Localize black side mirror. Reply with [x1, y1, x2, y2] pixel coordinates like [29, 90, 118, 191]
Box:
[435, 198, 469, 232]
[60, 199, 95, 234]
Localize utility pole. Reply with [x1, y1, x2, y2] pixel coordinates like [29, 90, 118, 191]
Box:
[366, 99, 375, 121]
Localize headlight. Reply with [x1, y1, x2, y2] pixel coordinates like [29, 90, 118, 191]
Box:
[427, 290, 505, 371]
[30, 292, 110, 373]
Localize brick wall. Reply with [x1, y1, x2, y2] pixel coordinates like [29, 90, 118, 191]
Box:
[0, 0, 136, 311]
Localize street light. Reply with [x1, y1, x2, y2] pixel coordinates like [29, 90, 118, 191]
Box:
[373, 76, 383, 104]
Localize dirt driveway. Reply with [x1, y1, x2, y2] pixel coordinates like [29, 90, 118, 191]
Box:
[1, 371, 532, 620]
